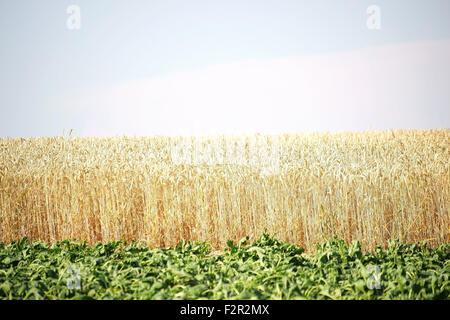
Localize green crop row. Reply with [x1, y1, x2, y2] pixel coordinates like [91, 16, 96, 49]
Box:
[0, 234, 448, 300]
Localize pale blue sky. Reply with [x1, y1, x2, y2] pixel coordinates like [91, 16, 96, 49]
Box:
[1, 1, 449, 137]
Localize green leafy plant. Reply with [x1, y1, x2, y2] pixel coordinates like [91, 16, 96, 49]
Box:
[0, 235, 448, 300]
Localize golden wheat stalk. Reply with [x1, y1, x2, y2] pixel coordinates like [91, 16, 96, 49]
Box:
[0, 130, 448, 252]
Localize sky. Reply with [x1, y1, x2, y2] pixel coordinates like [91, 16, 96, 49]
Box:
[0, 0, 449, 137]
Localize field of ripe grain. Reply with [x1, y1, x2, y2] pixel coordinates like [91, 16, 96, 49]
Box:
[0, 130, 448, 252]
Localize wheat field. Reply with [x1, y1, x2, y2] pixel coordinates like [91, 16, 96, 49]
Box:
[0, 130, 448, 252]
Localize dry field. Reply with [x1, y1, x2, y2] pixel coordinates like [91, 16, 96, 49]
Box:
[0, 130, 448, 252]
